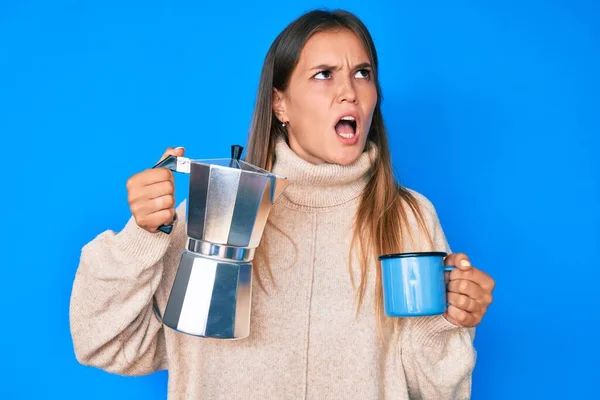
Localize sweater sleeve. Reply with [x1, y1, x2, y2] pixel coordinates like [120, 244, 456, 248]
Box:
[69, 201, 186, 376]
[400, 192, 477, 400]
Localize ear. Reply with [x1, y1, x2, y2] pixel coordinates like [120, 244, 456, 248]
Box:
[272, 88, 288, 123]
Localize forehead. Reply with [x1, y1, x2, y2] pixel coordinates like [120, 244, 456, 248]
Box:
[297, 29, 371, 66]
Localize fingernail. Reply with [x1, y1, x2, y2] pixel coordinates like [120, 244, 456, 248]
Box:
[175, 146, 184, 150]
[460, 259, 471, 267]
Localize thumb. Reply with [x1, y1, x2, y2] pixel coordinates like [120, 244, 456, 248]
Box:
[444, 252, 472, 271]
[158, 146, 185, 163]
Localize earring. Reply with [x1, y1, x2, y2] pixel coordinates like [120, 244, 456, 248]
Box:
[282, 122, 287, 127]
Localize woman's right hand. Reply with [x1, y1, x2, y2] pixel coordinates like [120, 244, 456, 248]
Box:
[126, 147, 185, 233]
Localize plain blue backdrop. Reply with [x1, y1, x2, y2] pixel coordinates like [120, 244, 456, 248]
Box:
[1, 0, 598, 398]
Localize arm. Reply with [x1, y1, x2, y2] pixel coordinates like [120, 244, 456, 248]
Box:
[69, 201, 185, 376]
[401, 315, 476, 400]
[401, 192, 476, 399]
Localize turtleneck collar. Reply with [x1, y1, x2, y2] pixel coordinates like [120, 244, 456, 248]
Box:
[270, 136, 378, 208]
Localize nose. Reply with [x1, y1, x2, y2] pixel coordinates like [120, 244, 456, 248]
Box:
[336, 76, 357, 104]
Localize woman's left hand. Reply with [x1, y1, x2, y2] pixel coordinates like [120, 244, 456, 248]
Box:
[443, 253, 495, 328]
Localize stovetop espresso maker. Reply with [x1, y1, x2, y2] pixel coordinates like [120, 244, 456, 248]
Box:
[151, 144, 290, 340]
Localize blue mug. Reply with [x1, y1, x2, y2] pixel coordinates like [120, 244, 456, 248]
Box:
[378, 252, 455, 317]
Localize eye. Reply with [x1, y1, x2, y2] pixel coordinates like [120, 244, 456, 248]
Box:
[313, 70, 332, 80]
[355, 69, 371, 79]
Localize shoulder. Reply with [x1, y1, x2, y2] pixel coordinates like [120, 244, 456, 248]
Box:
[400, 186, 450, 252]
[400, 187, 441, 225]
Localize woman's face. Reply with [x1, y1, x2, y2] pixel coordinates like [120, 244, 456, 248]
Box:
[273, 29, 378, 165]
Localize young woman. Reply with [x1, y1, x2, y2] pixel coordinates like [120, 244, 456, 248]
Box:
[70, 9, 495, 399]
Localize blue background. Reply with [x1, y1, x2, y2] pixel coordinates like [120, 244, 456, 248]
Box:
[1, 0, 598, 398]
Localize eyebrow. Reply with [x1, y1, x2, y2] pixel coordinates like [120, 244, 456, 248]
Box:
[309, 62, 373, 71]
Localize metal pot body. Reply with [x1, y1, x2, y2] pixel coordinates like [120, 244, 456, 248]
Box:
[163, 249, 252, 340]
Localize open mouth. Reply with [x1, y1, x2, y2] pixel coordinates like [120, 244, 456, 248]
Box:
[335, 115, 358, 139]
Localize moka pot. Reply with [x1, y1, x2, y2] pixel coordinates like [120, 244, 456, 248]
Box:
[151, 144, 290, 340]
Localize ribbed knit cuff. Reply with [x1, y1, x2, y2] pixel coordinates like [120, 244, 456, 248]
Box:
[114, 214, 178, 266]
[410, 315, 467, 348]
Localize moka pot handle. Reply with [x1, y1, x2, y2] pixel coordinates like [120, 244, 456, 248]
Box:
[151, 155, 191, 234]
[149, 145, 243, 234]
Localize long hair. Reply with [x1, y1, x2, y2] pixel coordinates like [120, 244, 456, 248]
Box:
[244, 9, 433, 332]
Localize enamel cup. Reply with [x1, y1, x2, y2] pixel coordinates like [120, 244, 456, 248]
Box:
[378, 252, 455, 317]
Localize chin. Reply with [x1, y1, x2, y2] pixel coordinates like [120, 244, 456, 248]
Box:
[326, 145, 365, 166]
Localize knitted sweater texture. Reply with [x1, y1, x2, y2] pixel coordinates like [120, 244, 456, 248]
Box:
[69, 138, 476, 399]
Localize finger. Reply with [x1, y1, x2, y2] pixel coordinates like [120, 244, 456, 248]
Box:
[447, 279, 487, 301]
[129, 168, 174, 188]
[446, 305, 477, 328]
[131, 194, 175, 216]
[157, 146, 185, 163]
[138, 208, 176, 231]
[128, 179, 173, 204]
[450, 267, 495, 292]
[444, 252, 472, 271]
[447, 292, 479, 313]
[142, 180, 175, 200]
[146, 194, 175, 214]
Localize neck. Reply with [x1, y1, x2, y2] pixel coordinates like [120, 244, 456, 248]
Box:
[270, 136, 377, 208]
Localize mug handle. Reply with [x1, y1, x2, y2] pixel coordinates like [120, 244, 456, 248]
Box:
[444, 266, 455, 307]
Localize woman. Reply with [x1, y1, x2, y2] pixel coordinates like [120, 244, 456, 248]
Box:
[70, 9, 495, 400]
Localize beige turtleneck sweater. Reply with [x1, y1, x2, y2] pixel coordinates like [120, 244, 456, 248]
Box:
[69, 137, 476, 399]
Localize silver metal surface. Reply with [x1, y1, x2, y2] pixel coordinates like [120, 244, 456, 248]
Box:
[250, 176, 274, 248]
[157, 151, 290, 340]
[162, 251, 252, 339]
[204, 166, 241, 244]
[186, 238, 255, 262]
[184, 158, 290, 249]
[176, 256, 217, 336]
[186, 160, 210, 240]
